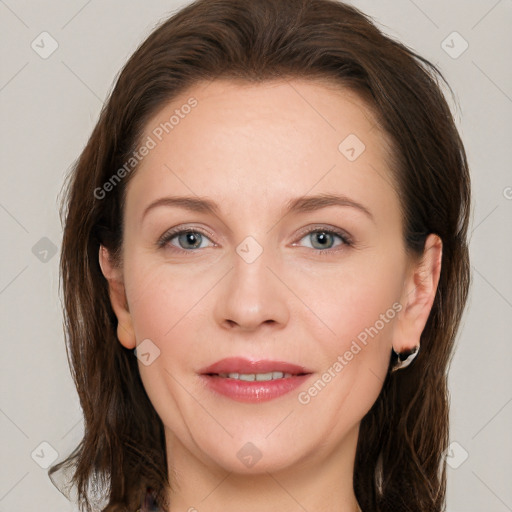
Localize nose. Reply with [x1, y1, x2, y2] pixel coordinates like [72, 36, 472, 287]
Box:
[214, 242, 290, 332]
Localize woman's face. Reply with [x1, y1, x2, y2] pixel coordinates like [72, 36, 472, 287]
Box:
[102, 78, 425, 475]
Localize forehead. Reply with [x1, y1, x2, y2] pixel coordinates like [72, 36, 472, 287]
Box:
[125, 78, 399, 225]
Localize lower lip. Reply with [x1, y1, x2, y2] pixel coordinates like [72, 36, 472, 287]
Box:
[200, 374, 312, 403]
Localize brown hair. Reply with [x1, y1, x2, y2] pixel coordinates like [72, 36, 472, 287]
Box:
[50, 0, 471, 510]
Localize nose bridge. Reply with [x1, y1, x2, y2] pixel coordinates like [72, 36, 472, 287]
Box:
[214, 233, 290, 330]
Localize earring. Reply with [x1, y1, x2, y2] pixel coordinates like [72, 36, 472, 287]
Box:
[391, 345, 419, 372]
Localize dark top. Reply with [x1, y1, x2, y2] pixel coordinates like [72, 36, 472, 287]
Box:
[139, 487, 160, 511]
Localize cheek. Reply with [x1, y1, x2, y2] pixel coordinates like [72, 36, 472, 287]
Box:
[124, 263, 211, 436]
[296, 250, 403, 347]
[124, 259, 217, 367]
[126, 255, 195, 332]
[294, 252, 403, 405]
[295, 279, 399, 434]
[329, 275, 399, 357]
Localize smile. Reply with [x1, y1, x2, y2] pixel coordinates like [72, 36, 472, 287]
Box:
[199, 357, 313, 403]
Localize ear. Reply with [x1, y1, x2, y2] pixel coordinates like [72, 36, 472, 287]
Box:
[393, 233, 443, 353]
[98, 245, 136, 349]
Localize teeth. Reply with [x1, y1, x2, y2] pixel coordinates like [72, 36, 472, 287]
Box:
[217, 372, 293, 381]
[256, 372, 274, 381]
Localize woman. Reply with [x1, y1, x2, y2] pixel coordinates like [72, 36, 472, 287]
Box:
[50, 0, 471, 510]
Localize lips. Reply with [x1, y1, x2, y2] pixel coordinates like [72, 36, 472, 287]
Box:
[198, 357, 313, 403]
[199, 357, 310, 376]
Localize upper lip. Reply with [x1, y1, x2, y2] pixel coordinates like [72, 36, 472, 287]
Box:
[199, 357, 311, 375]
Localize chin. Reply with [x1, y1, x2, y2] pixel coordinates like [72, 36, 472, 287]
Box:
[196, 434, 312, 475]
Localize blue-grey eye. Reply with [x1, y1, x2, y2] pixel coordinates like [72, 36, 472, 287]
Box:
[158, 230, 212, 251]
[174, 231, 206, 249]
[300, 230, 345, 250]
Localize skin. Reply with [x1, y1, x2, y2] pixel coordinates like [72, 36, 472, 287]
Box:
[99, 78, 442, 512]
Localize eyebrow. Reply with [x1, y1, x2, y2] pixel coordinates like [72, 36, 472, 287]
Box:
[141, 193, 374, 222]
[142, 196, 221, 221]
[283, 193, 374, 221]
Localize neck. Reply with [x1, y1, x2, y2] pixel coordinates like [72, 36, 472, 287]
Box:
[164, 424, 361, 512]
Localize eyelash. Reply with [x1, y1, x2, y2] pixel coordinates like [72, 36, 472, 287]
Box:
[157, 225, 353, 255]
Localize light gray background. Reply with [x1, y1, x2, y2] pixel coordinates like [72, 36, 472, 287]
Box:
[1, 0, 511, 510]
